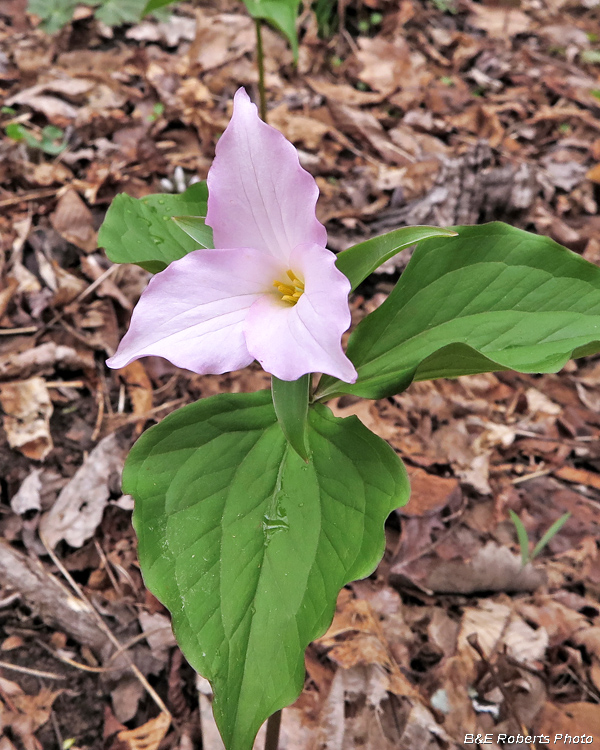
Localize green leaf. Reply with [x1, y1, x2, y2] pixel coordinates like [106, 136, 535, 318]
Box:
[142, 0, 177, 13]
[335, 225, 458, 292]
[27, 0, 77, 32]
[531, 512, 571, 561]
[316, 223, 600, 400]
[172, 215, 212, 249]
[508, 509, 531, 567]
[242, 0, 301, 58]
[95, 0, 147, 25]
[5, 123, 66, 155]
[5, 123, 26, 141]
[98, 182, 212, 273]
[271, 375, 310, 461]
[126, 390, 409, 750]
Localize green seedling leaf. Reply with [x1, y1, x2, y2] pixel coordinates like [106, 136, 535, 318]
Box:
[531, 512, 571, 561]
[126, 389, 409, 750]
[335, 225, 457, 292]
[242, 0, 301, 59]
[508, 509, 531, 567]
[98, 182, 212, 273]
[581, 49, 600, 65]
[317, 223, 600, 400]
[171, 215, 213, 249]
[39, 125, 67, 155]
[5, 123, 66, 155]
[5, 123, 27, 141]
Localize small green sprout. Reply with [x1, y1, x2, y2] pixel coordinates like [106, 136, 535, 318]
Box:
[5, 122, 67, 155]
[508, 509, 571, 567]
[147, 102, 165, 123]
[581, 50, 600, 64]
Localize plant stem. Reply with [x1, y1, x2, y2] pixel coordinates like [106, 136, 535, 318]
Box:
[255, 19, 267, 122]
[264, 710, 281, 750]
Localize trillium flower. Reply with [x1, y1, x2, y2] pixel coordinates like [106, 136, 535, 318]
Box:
[107, 88, 357, 384]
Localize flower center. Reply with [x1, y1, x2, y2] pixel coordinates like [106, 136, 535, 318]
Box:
[273, 270, 304, 305]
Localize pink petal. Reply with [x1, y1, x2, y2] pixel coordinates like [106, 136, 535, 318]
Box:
[206, 88, 327, 264]
[244, 243, 357, 383]
[107, 248, 282, 375]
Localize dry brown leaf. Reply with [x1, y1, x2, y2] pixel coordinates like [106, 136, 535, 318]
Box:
[50, 189, 97, 252]
[0, 377, 53, 460]
[0, 277, 18, 320]
[4, 93, 78, 123]
[424, 541, 546, 594]
[0, 342, 95, 380]
[328, 398, 396, 440]
[467, 5, 531, 38]
[402, 467, 461, 517]
[39, 433, 125, 548]
[1, 687, 61, 750]
[317, 598, 418, 698]
[328, 101, 412, 165]
[587, 164, 600, 183]
[536, 702, 600, 746]
[190, 13, 255, 71]
[10, 468, 43, 514]
[116, 361, 153, 436]
[117, 712, 171, 750]
[355, 37, 412, 97]
[1, 635, 24, 651]
[306, 77, 385, 105]
[268, 104, 330, 151]
[553, 465, 600, 492]
[23, 161, 73, 187]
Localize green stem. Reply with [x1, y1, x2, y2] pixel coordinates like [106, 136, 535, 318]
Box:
[255, 19, 267, 122]
[264, 710, 282, 750]
[271, 375, 311, 462]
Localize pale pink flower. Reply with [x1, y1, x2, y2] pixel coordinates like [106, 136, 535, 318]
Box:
[107, 88, 357, 383]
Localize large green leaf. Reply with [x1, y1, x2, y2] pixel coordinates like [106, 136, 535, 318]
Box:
[98, 182, 211, 273]
[335, 225, 457, 292]
[126, 390, 408, 750]
[242, 0, 301, 58]
[142, 0, 176, 13]
[316, 223, 600, 400]
[28, 0, 77, 32]
[95, 0, 148, 25]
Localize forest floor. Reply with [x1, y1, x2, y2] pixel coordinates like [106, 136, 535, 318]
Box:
[1, 0, 600, 748]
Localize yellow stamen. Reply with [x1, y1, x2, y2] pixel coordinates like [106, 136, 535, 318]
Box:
[273, 270, 305, 305]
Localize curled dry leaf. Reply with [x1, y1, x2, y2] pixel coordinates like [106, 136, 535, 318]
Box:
[0, 377, 53, 460]
[422, 541, 547, 594]
[467, 5, 531, 38]
[0, 687, 61, 750]
[116, 361, 153, 437]
[0, 276, 18, 319]
[39, 433, 125, 548]
[317, 597, 418, 699]
[536, 702, 600, 748]
[50, 189, 97, 253]
[401, 466, 461, 517]
[10, 468, 43, 514]
[117, 711, 171, 750]
[355, 37, 413, 97]
[0, 342, 95, 381]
